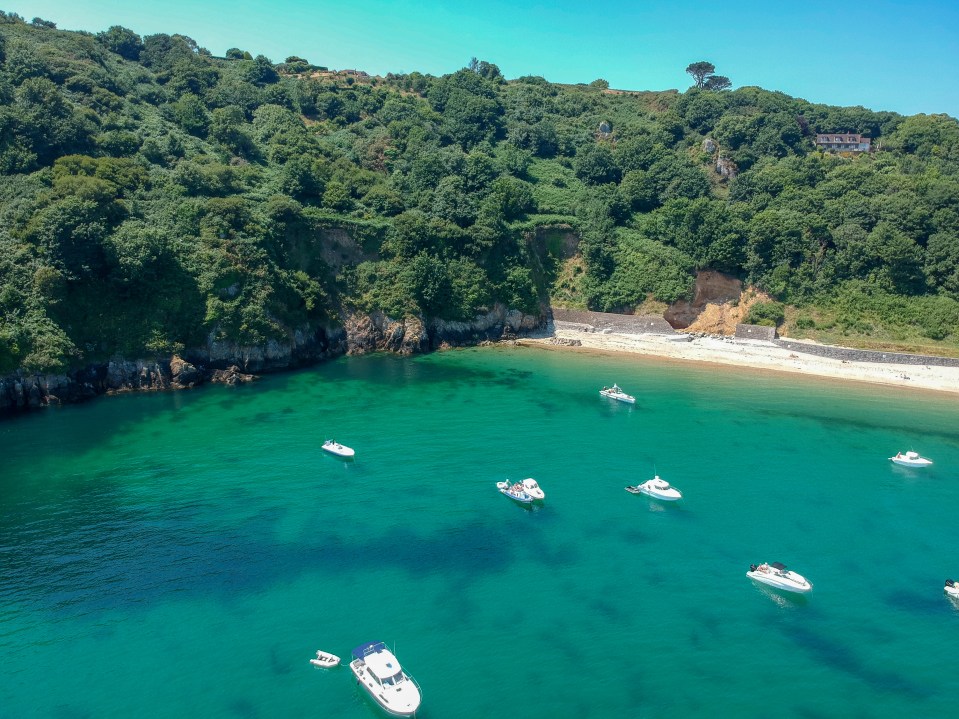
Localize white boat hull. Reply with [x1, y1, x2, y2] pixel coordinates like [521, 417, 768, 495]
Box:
[626, 477, 682, 501]
[323, 441, 355, 458]
[747, 570, 812, 594]
[890, 457, 932, 467]
[945, 583, 959, 598]
[350, 660, 421, 717]
[600, 390, 635, 404]
[497, 481, 534, 504]
[638, 487, 682, 501]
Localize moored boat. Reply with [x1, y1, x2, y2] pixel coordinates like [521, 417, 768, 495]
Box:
[323, 439, 355, 458]
[600, 384, 635, 404]
[309, 649, 341, 668]
[747, 562, 812, 594]
[889, 450, 932, 467]
[349, 641, 421, 717]
[496, 480, 534, 505]
[625, 475, 682, 501]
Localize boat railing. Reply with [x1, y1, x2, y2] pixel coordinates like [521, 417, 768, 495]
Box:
[405, 672, 423, 701]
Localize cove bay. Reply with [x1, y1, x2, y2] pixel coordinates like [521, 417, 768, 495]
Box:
[2, 346, 959, 717]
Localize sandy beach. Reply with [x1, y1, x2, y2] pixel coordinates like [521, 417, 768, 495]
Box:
[518, 324, 959, 396]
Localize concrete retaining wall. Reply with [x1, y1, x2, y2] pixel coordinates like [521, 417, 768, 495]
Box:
[735, 323, 778, 341]
[551, 308, 675, 334]
[775, 339, 959, 367]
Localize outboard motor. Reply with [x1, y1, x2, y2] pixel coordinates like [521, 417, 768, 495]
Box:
[749, 564, 757, 572]
[946, 579, 955, 588]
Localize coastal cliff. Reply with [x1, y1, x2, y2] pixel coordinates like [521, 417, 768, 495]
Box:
[0, 306, 545, 414]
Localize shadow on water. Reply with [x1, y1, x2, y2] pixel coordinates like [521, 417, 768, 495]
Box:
[270, 644, 293, 676]
[1, 484, 573, 624]
[754, 407, 959, 446]
[227, 698, 257, 719]
[883, 587, 953, 615]
[51, 706, 95, 719]
[794, 705, 871, 719]
[775, 621, 934, 700]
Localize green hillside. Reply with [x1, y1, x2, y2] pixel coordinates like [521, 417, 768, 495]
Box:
[2, 11, 959, 373]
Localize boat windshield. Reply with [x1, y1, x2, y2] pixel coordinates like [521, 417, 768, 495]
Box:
[380, 671, 405, 686]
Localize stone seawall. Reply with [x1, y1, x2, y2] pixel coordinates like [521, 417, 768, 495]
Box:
[775, 339, 959, 367]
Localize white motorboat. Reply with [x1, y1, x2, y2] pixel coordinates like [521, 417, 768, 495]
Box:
[322, 439, 355, 459]
[496, 480, 534, 505]
[747, 562, 813, 594]
[600, 384, 635, 404]
[309, 650, 341, 668]
[625, 475, 682, 501]
[889, 450, 932, 467]
[945, 579, 959, 598]
[349, 641, 421, 717]
[520, 478, 545, 500]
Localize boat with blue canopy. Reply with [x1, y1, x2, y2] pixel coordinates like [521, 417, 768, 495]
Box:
[349, 641, 421, 717]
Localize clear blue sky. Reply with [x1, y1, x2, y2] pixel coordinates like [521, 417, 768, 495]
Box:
[8, 0, 959, 118]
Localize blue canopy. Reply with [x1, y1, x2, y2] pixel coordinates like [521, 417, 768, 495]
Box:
[352, 641, 387, 661]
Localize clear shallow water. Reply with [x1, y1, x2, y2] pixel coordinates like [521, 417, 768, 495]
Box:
[2, 346, 959, 718]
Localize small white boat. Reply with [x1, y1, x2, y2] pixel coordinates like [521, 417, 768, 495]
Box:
[496, 480, 534, 505]
[600, 384, 635, 404]
[309, 650, 341, 668]
[520, 478, 545, 500]
[323, 439, 355, 458]
[349, 641, 421, 717]
[747, 562, 812, 594]
[890, 450, 932, 467]
[625, 475, 682, 501]
[945, 579, 959, 598]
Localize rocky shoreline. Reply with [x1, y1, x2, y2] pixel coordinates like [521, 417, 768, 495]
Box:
[0, 306, 545, 415]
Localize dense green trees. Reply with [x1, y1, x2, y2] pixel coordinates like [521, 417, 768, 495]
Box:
[1, 17, 958, 375]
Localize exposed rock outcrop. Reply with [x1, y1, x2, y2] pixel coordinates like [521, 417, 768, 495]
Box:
[665, 271, 743, 330]
[204, 324, 346, 372]
[342, 305, 543, 355]
[170, 355, 201, 388]
[665, 271, 778, 335]
[343, 312, 429, 355]
[0, 359, 175, 412]
[430, 306, 542, 348]
[716, 156, 738, 181]
[211, 366, 255, 385]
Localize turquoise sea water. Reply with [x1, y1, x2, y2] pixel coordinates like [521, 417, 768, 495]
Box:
[3, 346, 959, 718]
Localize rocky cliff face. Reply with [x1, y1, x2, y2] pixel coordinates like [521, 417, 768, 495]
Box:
[341, 305, 543, 356]
[0, 356, 258, 413]
[0, 307, 546, 414]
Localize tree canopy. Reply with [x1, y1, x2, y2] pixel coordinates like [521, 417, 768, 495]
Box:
[686, 61, 732, 91]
